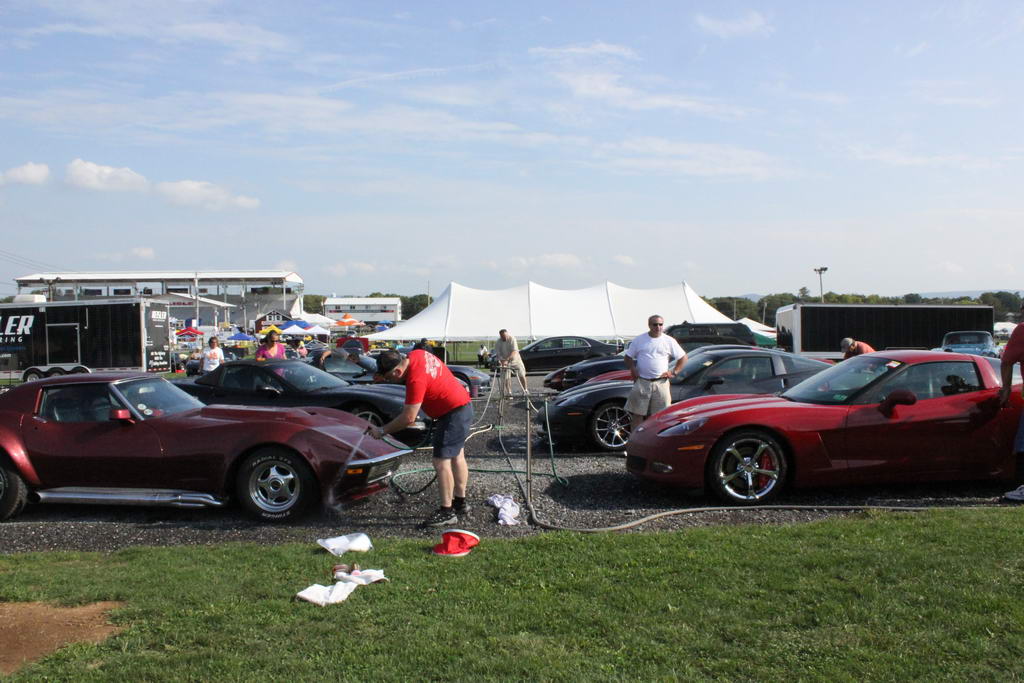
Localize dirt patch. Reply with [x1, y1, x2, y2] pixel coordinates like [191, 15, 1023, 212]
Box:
[0, 601, 124, 675]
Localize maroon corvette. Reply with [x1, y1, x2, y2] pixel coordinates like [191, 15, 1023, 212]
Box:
[0, 373, 409, 522]
[627, 351, 1023, 504]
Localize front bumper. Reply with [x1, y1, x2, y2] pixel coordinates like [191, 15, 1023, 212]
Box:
[535, 402, 590, 442]
[332, 448, 409, 499]
[625, 426, 712, 488]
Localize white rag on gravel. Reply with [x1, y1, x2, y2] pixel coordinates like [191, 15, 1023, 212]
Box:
[297, 569, 388, 606]
[317, 532, 373, 556]
[486, 494, 521, 526]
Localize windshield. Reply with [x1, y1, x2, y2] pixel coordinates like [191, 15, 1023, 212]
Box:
[275, 362, 350, 391]
[669, 349, 724, 384]
[115, 377, 204, 418]
[943, 332, 988, 346]
[782, 355, 905, 405]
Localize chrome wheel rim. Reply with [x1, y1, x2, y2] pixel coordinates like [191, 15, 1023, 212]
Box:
[354, 409, 383, 426]
[593, 405, 631, 449]
[715, 437, 783, 501]
[247, 459, 300, 513]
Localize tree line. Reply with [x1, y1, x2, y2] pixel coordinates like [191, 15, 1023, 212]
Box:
[708, 290, 1023, 327]
[303, 292, 432, 319]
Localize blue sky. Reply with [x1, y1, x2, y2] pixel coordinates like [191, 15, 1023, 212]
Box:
[1, 1, 1022, 298]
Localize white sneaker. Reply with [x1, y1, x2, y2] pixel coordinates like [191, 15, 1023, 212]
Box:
[1003, 485, 1024, 502]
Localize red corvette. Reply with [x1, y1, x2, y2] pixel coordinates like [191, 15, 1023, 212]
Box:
[626, 351, 1023, 504]
[0, 374, 409, 522]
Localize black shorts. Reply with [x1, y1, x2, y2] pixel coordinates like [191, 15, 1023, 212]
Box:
[432, 402, 474, 459]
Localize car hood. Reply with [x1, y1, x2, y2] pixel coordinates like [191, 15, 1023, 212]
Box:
[194, 403, 367, 427]
[555, 379, 633, 403]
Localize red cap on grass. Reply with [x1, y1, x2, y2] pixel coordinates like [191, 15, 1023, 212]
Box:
[432, 529, 480, 557]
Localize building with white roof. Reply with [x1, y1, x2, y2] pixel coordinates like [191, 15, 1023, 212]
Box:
[14, 270, 303, 329]
[324, 297, 402, 323]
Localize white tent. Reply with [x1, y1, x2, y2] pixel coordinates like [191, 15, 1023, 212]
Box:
[367, 281, 730, 341]
[737, 317, 777, 338]
[305, 325, 332, 336]
[280, 324, 308, 336]
[297, 312, 336, 326]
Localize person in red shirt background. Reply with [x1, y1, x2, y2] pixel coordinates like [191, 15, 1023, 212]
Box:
[840, 337, 875, 359]
[999, 303, 1024, 501]
[370, 349, 474, 527]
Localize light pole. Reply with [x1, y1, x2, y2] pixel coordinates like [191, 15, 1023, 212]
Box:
[813, 267, 828, 303]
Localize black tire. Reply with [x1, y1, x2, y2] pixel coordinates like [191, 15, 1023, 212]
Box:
[348, 403, 384, 427]
[0, 460, 29, 521]
[588, 400, 632, 451]
[235, 448, 318, 522]
[706, 430, 788, 505]
[22, 369, 44, 382]
[71, 366, 90, 374]
[45, 368, 66, 377]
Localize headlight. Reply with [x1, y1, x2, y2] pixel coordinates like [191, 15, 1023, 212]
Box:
[658, 417, 708, 437]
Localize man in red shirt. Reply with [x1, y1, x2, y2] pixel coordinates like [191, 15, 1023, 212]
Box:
[370, 349, 474, 527]
[998, 306, 1024, 501]
[840, 337, 875, 359]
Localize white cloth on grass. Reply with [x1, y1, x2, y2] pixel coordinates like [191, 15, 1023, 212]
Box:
[333, 568, 388, 585]
[296, 582, 358, 606]
[317, 533, 372, 556]
[486, 494, 521, 526]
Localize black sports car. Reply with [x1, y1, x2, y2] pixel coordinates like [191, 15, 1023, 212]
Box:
[538, 347, 830, 451]
[173, 360, 431, 444]
[307, 349, 492, 397]
[512, 336, 621, 372]
[543, 353, 627, 391]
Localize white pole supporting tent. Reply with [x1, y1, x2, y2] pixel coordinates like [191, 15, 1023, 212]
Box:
[365, 281, 731, 342]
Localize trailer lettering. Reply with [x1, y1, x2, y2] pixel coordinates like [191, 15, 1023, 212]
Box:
[16, 316, 34, 335]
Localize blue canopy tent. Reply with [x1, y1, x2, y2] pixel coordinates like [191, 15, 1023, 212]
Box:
[228, 332, 257, 341]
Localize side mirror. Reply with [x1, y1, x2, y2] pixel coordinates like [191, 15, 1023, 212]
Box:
[109, 408, 134, 423]
[878, 389, 917, 417]
[703, 376, 725, 390]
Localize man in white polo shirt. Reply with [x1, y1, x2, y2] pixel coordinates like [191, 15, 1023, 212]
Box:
[623, 315, 687, 434]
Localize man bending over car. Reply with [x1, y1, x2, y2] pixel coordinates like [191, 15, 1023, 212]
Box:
[369, 349, 474, 527]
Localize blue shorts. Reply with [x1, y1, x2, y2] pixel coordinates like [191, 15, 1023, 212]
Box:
[432, 402, 474, 459]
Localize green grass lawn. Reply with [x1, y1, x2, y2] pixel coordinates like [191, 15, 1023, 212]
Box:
[3, 508, 1024, 680]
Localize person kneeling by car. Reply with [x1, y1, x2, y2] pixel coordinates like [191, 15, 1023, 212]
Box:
[369, 349, 474, 527]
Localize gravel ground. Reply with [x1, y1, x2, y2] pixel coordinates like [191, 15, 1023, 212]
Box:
[1, 375, 1017, 554]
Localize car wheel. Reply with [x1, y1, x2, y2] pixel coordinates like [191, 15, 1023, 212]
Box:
[706, 430, 788, 505]
[22, 369, 44, 382]
[45, 368, 66, 377]
[348, 404, 384, 427]
[588, 401, 632, 451]
[70, 366, 90, 374]
[235, 448, 318, 521]
[0, 460, 29, 521]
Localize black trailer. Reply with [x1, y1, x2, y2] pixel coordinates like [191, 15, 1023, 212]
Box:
[0, 298, 171, 382]
[775, 303, 995, 360]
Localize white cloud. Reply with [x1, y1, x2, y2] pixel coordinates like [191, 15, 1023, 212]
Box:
[937, 261, 965, 274]
[529, 41, 638, 60]
[1, 162, 50, 185]
[613, 255, 635, 266]
[510, 253, 585, 269]
[155, 180, 260, 209]
[350, 262, 376, 273]
[553, 72, 746, 118]
[598, 137, 790, 180]
[695, 11, 774, 38]
[909, 80, 999, 108]
[904, 42, 929, 58]
[847, 145, 996, 171]
[66, 158, 149, 191]
[131, 246, 155, 260]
